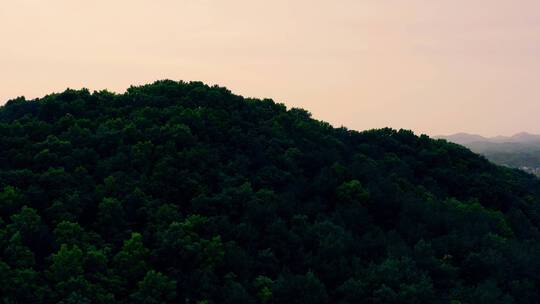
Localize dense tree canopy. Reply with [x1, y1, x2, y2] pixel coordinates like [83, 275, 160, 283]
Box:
[1, 80, 540, 303]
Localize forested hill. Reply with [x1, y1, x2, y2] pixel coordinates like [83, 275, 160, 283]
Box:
[2, 80, 540, 303]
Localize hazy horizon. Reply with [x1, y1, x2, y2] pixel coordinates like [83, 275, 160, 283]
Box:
[2, 0, 540, 137]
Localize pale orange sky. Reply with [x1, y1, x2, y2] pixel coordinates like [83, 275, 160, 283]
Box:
[1, 0, 540, 136]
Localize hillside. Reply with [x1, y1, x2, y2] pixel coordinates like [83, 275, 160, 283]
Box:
[2, 80, 540, 303]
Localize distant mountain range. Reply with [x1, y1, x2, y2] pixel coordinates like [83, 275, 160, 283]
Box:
[438, 132, 540, 175]
[437, 132, 540, 145]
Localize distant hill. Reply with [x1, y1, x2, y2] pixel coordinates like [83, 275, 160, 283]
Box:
[437, 132, 540, 145]
[496, 132, 540, 143]
[439, 132, 540, 175]
[435, 132, 488, 145]
[2, 81, 540, 303]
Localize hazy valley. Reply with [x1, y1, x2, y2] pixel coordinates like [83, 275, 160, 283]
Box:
[438, 132, 540, 176]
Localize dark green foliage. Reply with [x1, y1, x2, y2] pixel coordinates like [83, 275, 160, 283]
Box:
[130, 270, 176, 304]
[0, 80, 540, 302]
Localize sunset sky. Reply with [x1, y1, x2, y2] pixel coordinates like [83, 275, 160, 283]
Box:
[1, 0, 539, 136]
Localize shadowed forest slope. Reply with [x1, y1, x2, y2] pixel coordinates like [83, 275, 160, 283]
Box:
[1, 80, 540, 303]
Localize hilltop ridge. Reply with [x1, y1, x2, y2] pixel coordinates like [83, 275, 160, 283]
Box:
[1, 80, 540, 303]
